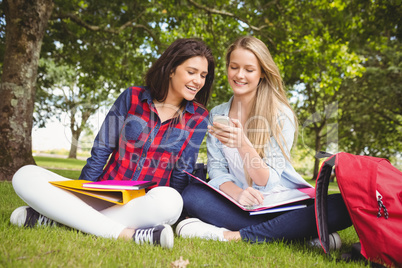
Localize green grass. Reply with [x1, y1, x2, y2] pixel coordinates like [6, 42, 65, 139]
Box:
[34, 156, 86, 179]
[0, 157, 368, 267]
[34, 156, 87, 171]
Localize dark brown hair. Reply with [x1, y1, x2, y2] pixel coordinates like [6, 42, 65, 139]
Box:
[145, 38, 215, 107]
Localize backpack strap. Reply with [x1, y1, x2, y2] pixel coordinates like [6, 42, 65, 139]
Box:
[316, 151, 334, 159]
[192, 163, 208, 182]
[315, 152, 336, 254]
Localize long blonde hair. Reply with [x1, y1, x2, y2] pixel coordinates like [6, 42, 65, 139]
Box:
[226, 36, 298, 186]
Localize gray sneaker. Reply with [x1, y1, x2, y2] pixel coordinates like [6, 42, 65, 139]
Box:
[133, 224, 174, 249]
[10, 206, 57, 227]
[309, 232, 342, 250]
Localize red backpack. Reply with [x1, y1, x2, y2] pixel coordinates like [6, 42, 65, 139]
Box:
[315, 152, 402, 267]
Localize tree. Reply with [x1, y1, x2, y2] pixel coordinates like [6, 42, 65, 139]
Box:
[291, 36, 364, 179]
[0, 0, 53, 181]
[338, 0, 402, 158]
[339, 38, 402, 157]
[36, 59, 106, 159]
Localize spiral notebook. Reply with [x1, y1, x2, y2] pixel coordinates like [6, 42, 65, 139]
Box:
[184, 171, 315, 215]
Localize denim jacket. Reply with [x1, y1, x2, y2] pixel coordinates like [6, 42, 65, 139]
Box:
[207, 97, 312, 192]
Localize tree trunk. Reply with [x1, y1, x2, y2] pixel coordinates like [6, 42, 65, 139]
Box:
[68, 129, 81, 159]
[0, 0, 53, 181]
[68, 108, 92, 159]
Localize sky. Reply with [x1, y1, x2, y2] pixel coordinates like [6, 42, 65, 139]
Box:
[32, 120, 72, 151]
[32, 108, 109, 151]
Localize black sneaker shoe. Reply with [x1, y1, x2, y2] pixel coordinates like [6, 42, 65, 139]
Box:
[10, 206, 57, 228]
[132, 224, 174, 249]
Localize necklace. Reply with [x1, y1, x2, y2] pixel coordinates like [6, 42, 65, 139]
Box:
[153, 101, 182, 123]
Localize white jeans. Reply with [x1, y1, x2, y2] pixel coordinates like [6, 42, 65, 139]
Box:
[12, 165, 183, 239]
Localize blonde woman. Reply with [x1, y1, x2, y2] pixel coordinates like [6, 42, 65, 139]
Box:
[176, 36, 351, 245]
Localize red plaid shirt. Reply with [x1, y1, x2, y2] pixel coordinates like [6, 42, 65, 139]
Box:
[79, 86, 208, 192]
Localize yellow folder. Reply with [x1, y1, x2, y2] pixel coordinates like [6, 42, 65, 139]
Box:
[49, 180, 146, 205]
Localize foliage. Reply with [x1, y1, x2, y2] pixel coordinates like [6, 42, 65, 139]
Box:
[36, 57, 114, 158]
[337, 0, 402, 157]
[339, 41, 402, 157]
[275, 1, 365, 179]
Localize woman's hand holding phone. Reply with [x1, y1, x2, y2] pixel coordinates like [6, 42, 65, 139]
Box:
[212, 115, 230, 126]
[208, 115, 247, 148]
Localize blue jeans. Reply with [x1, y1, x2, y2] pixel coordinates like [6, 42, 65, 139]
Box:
[182, 182, 352, 243]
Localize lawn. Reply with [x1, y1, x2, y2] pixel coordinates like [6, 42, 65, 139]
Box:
[0, 156, 368, 267]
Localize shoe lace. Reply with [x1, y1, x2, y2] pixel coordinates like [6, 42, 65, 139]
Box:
[134, 228, 154, 245]
[37, 214, 54, 227]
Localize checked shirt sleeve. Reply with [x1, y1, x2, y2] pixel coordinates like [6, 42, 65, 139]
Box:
[79, 88, 132, 181]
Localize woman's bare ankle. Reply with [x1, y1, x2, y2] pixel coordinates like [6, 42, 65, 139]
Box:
[118, 228, 135, 240]
[223, 230, 241, 241]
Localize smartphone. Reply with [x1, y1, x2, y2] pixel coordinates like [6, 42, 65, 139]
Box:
[213, 115, 230, 126]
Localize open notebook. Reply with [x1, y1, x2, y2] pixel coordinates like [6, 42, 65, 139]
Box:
[184, 171, 315, 215]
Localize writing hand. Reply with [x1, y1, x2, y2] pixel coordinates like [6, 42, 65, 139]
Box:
[237, 187, 264, 207]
